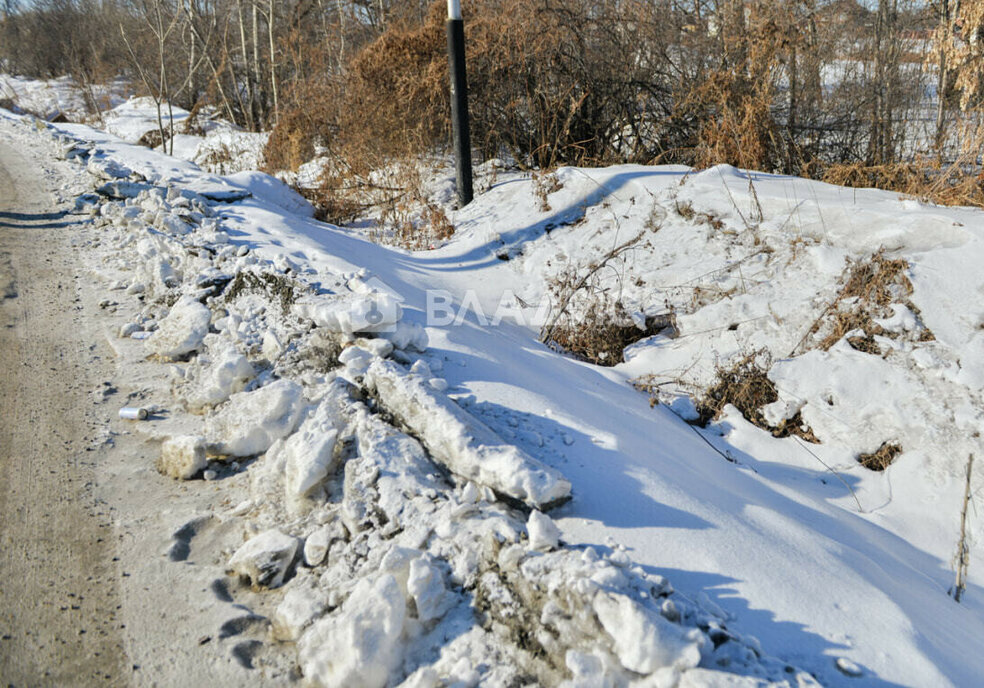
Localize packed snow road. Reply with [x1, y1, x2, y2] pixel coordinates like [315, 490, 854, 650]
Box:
[0, 142, 126, 684]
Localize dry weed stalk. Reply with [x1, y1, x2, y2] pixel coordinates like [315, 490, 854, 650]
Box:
[532, 170, 563, 213]
[540, 234, 677, 366]
[951, 453, 975, 603]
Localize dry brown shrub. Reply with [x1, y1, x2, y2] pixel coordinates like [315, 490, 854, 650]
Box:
[263, 39, 343, 173]
[696, 350, 818, 442]
[334, 2, 449, 168]
[267, 0, 685, 183]
[263, 89, 339, 172]
[546, 298, 672, 367]
[540, 235, 677, 366]
[532, 171, 563, 212]
[138, 128, 169, 149]
[820, 160, 984, 208]
[669, 2, 794, 173]
[857, 442, 902, 471]
[800, 250, 934, 354]
[386, 200, 456, 251]
[684, 72, 786, 173]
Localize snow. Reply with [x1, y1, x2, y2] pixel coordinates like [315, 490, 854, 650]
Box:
[365, 358, 572, 510]
[225, 171, 314, 217]
[281, 404, 341, 513]
[526, 509, 561, 551]
[297, 574, 406, 688]
[5, 99, 983, 687]
[180, 336, 255, 412]
[593, 590, 704, 674]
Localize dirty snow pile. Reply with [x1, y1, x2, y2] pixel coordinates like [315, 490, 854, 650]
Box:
[0, 76, 267, 173]
[1, 114, 827, 687]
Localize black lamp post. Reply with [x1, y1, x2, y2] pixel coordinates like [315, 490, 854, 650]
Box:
[447, 0, 473, 207]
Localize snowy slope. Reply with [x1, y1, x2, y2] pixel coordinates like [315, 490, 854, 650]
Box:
[5, 108, 982, 687]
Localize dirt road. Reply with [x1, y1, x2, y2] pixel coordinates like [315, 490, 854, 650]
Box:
[0, 141, 126, 685]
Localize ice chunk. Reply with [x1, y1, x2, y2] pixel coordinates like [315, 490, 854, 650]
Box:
[297, 574, 406, 688]
[407, 557, 450, 623]
[262, 330, 284, 361]
[87, 156, 131, 180]
[206, 379, 304, 456]
[339, 346, 375, 376]
[273, 582, 327, 640]
[593, 591, 704, 674]
[156, 212, 192, 236]
[156, 435, 206, 480]
[145, 296, 211, 359]
[96, 180, 153, 199]
[184, 340, 255, 412]
[303, 525, 332, 567]
[293, 292, 402, 335]
[380, 321, 428, 352]
[364, 359, 571, 510]
[227, 529, 299, 589]
[284, 413, 339, 511]
[527, 510, 561, 551]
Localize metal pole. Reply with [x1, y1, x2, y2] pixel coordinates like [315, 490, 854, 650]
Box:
[447, 0, 473, 207]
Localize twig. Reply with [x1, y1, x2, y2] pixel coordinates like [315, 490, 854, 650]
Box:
[951, 454, 974, 603]
[540, 233, 642, 344]
[717, 167, 750, 229]
[793, 437, 864, 513]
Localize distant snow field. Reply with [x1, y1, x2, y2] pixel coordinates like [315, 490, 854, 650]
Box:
[0, 77, 982, 688]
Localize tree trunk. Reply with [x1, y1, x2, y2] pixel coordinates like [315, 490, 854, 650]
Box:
[268, 0, 279, 126]
[935, 0, 951, 156]
[236, 0, 255, 131]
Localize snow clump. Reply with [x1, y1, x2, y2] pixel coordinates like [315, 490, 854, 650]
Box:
[156, 435, 207, 480]
[226, 529, 299, 590]
[145, 296, 211, 359]
[205, 379, 304, 456]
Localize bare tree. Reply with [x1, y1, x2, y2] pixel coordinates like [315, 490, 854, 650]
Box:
[121, 0, 181, 154]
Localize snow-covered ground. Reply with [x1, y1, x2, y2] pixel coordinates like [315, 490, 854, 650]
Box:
[1, 76, 268, 175]
[0, 73, 128, 121]
[1, 84, 982, 688]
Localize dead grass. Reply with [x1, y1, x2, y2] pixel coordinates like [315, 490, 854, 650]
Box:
[856, 442, 902, 471]
[797, 250, 934, 355]
[196, 142, 236, 175]
[696, 350, 819, 442]
[540, 234, 666, 366]
[546, 298, 673, 366]
[821, 161, 984, 208]
[532, 171, 563, 212]
[137, 128, 169, 149]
